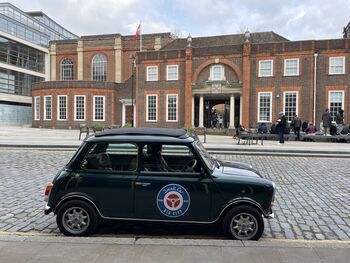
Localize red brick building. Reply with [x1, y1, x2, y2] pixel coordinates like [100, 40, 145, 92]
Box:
[33, 30, 350, 131]
[32, 33, 173, 128]
[137, 31, 350, 131]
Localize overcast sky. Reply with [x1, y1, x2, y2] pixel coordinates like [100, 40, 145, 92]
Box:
[9, 0, 350, 41]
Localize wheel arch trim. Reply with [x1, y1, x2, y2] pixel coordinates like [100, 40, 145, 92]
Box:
[53, 194, 104, 217]
[213, 197, 269, 222]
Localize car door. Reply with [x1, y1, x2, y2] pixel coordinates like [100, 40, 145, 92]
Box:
[71, 142, 138, 218]
[134, 143, 214, 222]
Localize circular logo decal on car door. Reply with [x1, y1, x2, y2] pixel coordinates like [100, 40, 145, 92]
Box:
[157, 184, 190, 218]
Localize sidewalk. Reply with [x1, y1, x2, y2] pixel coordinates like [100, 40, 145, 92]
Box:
[0, 234, 349, 263]
[0, 127, 349, 157]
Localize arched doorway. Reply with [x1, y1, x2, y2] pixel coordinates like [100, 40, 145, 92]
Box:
[193, 94, 241, 129]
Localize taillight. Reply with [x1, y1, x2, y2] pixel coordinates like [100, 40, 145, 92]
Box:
[44, 183, 53, 202]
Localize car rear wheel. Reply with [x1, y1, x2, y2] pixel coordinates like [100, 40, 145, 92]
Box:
[223, 205, 264, 240]
[56, 200, 98, 236]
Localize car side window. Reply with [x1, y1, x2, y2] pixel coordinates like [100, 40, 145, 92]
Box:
[81, 143, 138, 172]
[142, 144, 199, 173]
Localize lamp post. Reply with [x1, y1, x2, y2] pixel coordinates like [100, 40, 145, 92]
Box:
[131, 55, 136, 127]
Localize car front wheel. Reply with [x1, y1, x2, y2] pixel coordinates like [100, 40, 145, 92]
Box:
[56, 200, 98, 236]
[223, 205, 264, 240]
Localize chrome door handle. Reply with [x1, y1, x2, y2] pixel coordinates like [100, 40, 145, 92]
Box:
[135, 182, 151, 187]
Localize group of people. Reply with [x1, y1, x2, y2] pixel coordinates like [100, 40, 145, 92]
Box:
[236, 108, 348, 145]
[275, 108, 348, 144]
[210, 109, 224, 128]
[319, 108, 346, 136]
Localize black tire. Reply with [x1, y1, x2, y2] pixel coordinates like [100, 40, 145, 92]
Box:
[222, 205, 264, 240]
[56, 200, 98, 236]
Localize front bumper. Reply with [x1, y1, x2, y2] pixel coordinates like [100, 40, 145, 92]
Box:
[44, 204, 52, 215]
[264, 208, 274, 219]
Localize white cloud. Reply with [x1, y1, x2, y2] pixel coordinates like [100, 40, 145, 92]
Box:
[7, 0, 350, 40]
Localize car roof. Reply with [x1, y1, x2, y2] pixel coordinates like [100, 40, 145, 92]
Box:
[86, 128, 195, 143]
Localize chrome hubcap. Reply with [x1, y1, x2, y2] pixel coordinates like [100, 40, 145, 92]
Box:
[230, 213, 257, 240]
[62, 207, 90, 234]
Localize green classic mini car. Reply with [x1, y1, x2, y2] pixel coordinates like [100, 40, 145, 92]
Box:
[44, 128, 275, 240]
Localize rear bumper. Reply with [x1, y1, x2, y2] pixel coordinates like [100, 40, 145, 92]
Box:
[44, 204, 52, 215]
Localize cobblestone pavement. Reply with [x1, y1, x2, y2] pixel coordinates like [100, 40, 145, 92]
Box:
[0, 149, 349, 240]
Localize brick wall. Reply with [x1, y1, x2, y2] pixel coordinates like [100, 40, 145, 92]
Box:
[31, 81, 129, 129]
[137, 38, 350, 129]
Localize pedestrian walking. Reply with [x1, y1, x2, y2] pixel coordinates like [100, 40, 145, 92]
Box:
[293, 114, 301, 140]
[335, 108, 344, 135]
[321, 108, 332, 136]
[276, 112, 287, 145]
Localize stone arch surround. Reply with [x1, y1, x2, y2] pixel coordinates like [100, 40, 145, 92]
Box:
[192, 58, 242, 83]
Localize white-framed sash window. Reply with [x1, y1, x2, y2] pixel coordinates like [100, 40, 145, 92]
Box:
[328, 90, 344, 121]
[284, 58, 299, 76]
[283, 91, 298, 122]
[166, 94, 178, 122]
[93, 96, 105, 121]
[74, 95, 85, 121]
[147, 66, 158, 81]
[34, 96, 40, 120]
[57, 95, 67, 120]
[258, 60, 273, 77]
[329, 57, 345, 75]
[210, 65, 224, 80]
[146, 94, 157, 122]
[167, 65, 178, 80]
[258, 92, 272, 122]
[44, 95, 52, 120]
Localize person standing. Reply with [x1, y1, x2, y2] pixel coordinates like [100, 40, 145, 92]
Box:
[302, 120, 308, 132]
[276, 112, 287, 145]
[293, 114, 302, 141]
[335, 108, 344, 135]
[322, 108, 332, 136]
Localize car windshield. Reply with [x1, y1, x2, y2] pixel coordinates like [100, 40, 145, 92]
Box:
[193, 140, 216, 171]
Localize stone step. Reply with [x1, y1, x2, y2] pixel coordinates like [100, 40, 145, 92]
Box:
[204, 128, 228, 135]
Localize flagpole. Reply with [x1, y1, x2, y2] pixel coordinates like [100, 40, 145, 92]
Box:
[139, 21, 142, 52]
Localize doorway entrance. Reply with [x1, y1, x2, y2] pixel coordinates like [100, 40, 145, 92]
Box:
[194, 96, 241, 129]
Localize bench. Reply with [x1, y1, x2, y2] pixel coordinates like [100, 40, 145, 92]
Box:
[237, 131, 297, 145]
[301, 134, 350, 142]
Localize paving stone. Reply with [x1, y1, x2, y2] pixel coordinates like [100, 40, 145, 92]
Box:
[0, 150, 349, 241]
[315, 233, 325, 240]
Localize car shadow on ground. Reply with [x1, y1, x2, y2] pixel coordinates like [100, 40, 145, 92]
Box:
[95, 220, 224, 239]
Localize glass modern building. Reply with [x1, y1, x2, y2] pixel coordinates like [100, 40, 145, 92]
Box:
[0, 2, 77, 126]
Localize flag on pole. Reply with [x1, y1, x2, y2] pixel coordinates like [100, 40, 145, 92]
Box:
[133, 23, 141, 44]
